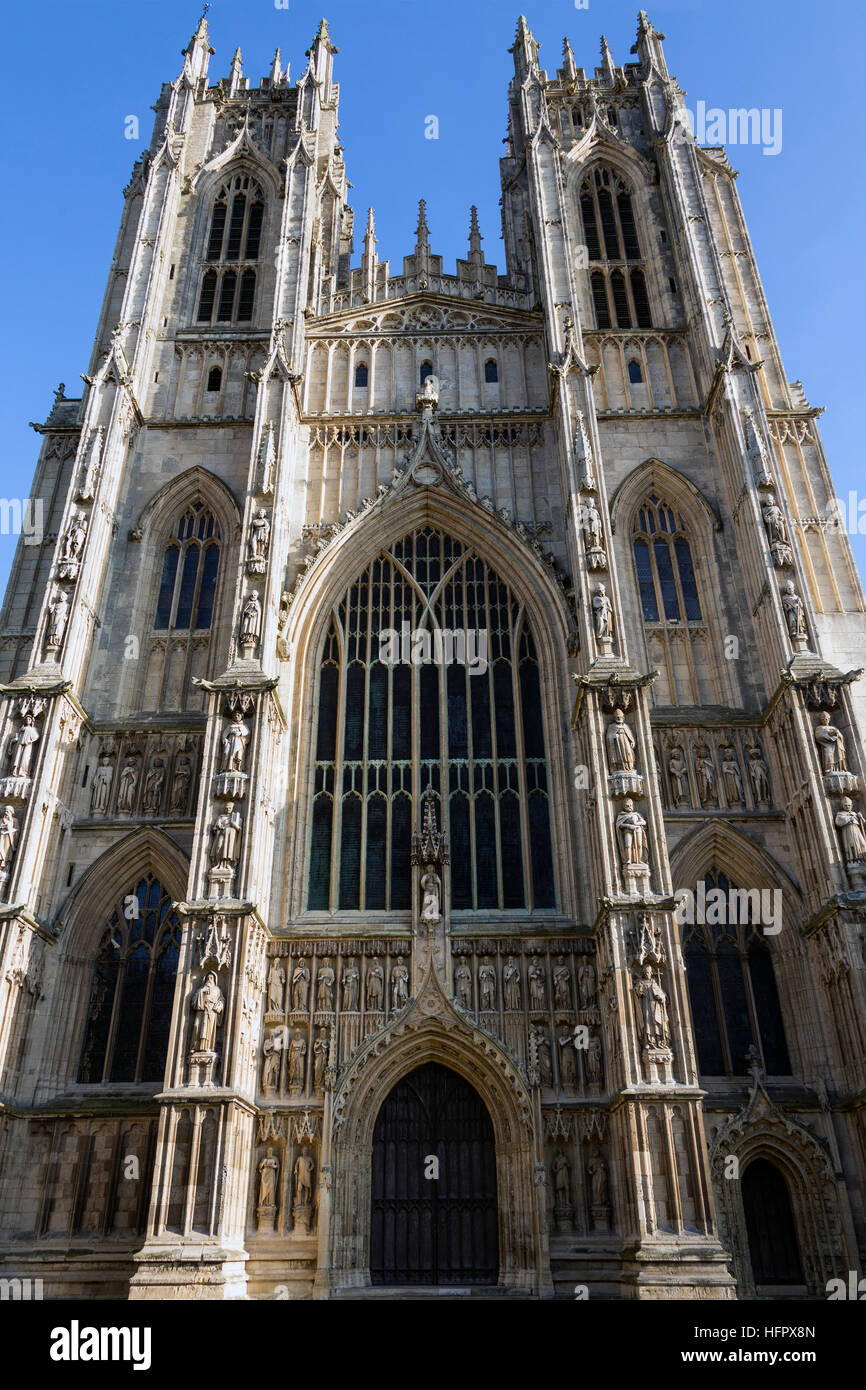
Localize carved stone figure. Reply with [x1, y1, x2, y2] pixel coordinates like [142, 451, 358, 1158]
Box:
[142, 758, 164, 814]
[316, 958, 335, 1012]
[190, 970, 223, 1052]
[559, 1032, 577, 1087]
[503, 956, 521, 1011]
[262, 1034, 280, 1091]
[577, 961, 596, 1012]
[291, 957, 310, 1011]
[581, 496, 603, 551]
[836, 797, 866, 862]
[419, 864, 441, 926]
[588, 1150, 609, 1208]
[342, 962, 359, 1011]
[454, 959, 472, 1009]
[534, 1028, 552, 1086]
[60, 511, 88, 562]
[719, 745, 744, 804]
[591, 582, 613, 641]
[693, 742, 716, 803]
[258, 1147, 279, 1208]
[814, 711, 848, 773]
[240, 590, 261, 647]
[747, 746, 771, 803]
[90, 755, 113, 815]
[553, 956, 571, 1010]
[478, 957, 496, 1010]
[668, 745, 689, 805]
[294, 1151, 314, 1207]
[606, 709, 636, 772]
[616, 798, 648, 867]
[391, 956, 409, 1010]
[366, 956, 384, 1011]
[586, 1033, 603, 1084]
[116, 757, 139, 814]
[222, 718, 250, 773]
[528, 956, 546, 1010]
[0, 804, 18, 869]
[634, 964, 670, 1050]
[781, 580, 807, 640]
[8, 713, 39, 778]
[288, 1031, 307, 1090]
[762, 493, 790, 554]
[267, 958, 286, 1013]
[249, 508, 270, 560]
[552, 1151, 571, 1203]
[46, 588, 70, 649]
[211, 803, 242, 869]
[170, 754, 192, 813]
[313, 1029, 329, 1090]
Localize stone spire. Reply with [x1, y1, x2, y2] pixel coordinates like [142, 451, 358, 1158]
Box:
[181, 8, 214, 84]
[631, 10, 669, 77]
[269, 48, 284, 86]
[361, 208, 378, 302]
[228, 47, 244, 97]
[562, 36, 577, 83]
[600, 34, 616, 84]
[306, 17, 338, 95]
[510, 14, 540, 77]
[468, 206, 483, 267]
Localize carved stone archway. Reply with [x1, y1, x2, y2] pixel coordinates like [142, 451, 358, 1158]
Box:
[321, 969, 543, 1296]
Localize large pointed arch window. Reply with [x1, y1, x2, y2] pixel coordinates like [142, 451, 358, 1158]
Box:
[78, 875, 181, 1084]
[142, 497, 222, 712]
[307, 526, 556, 914]
[681, 870, 791, 1078]
[197, 174, 263, 323]
[580, 168, 652, 329]
[632, 492, 712, 704]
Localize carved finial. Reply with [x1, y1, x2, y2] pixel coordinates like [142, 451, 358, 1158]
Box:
[468, 205, 483, 260]
[416, 198, 430, 247]
[562, 36, 577, 80]
[269, 48, 283, 84]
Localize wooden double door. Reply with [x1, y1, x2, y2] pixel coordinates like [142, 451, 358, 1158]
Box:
[370, 1062, 499, 1286]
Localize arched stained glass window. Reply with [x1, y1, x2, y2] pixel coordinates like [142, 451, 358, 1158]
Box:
[632, 494, 702, 624]
[681, 869, 791, 1077]
[78, 875, 181, 1084]
[307, 527, 556, 914]
[154, 500, 220, 632]
[579, 168, 654, 329]
[197, 174, 263, 325]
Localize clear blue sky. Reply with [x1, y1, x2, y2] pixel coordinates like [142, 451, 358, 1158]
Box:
[1, 0, 864, 588]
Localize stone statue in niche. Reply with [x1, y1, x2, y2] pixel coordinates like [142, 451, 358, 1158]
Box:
[0, 804, 18, 871]
[633, 964, 671, 1051]
[419, 863, 442, 927]
[693, 742, 716, 804]
[719, 745, 744, 804]
[781, 580, 807, 643]
[7, 712, 40, 779]
[478, 957, 496, 1010]
[503, 956, 521, 1011]
[836, 798, 866, 863]
[267, 958, 286, 1013]
[552, 1151, 571, 1205]
[577, 961, 596, 1012]
[170, 754, 193, 812]
[316, 957, 335, 1012]
[341, 962, 359, 1011]
[616, 798, 648, 867]
[222, 716, 250, 773]
[46, 587, 70, 649]
[588, 1150, 609, 1209]
[761, 493, 793, 565]
[366, 956, 384, 1011]
[313, 1029, 329, 1091]
[294, 1151, 315, 1208]
[454, 959, 472, 1009]
[142, 758, 165, 815]
[291, 957, 310, 1011]
[586, 1033, 603, 1085]
[288, 1031, 307, 1091]
[190, 970, 224, 1053]
[210, 803, 242, 870]
[90, 755, 114, 815]
[116, 757, 139, 814]
[814, 711, 848, 774]
[258, 1147, 279, 1209]
[534, 1027, 552, 1086]
[60, 510, 88, 564]
[240, 590, 261, 650]
[248, 508, 270, 562]
[391, 956, 409, 1010]
[558, 1032, 577, 1087]
[591, 582, 613, 642]
[668, 745, 689, 805]
[528, 956, 546, 1010]
[747, 746, 771, 804]
[262, 1033, 280, 1091]
[606, 709, 636, 772]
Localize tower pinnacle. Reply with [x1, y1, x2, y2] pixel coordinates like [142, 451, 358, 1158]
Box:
[181, 7, 214, 84]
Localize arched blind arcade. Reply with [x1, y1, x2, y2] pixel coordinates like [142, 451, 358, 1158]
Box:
[307, 527, 555, 914]
[78, 875, 181, 1084]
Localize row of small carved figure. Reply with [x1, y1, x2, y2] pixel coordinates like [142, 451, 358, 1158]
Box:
[652, 735, 772, 810]
[87, 740, 199, 819]
[264, 953, 410, 1016]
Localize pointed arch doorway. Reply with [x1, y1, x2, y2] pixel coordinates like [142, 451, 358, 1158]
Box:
[370, 1061, 499, 1286]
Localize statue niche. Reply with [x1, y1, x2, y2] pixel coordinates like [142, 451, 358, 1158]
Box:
[411, 787, 450, 996]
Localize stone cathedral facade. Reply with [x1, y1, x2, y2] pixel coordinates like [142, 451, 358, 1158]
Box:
[0, 11, 864, 1301]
